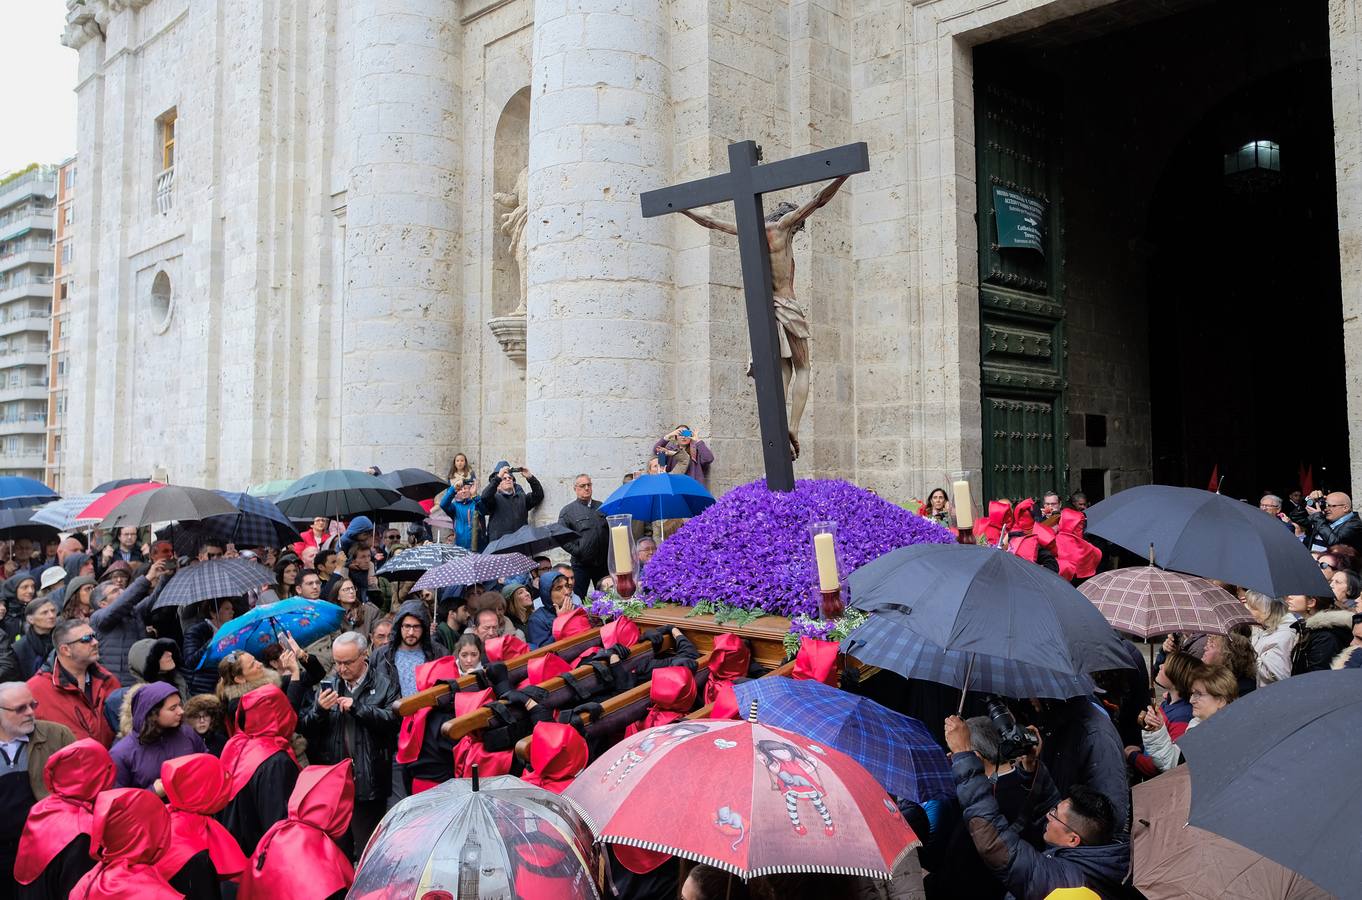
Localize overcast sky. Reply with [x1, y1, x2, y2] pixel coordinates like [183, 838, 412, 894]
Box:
[0, 2, 78, 175]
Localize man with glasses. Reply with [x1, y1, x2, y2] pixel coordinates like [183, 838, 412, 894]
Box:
[558, 472, 609, 594]
[944, 714, 1129, 897]
[296, 569, 323, 601]
[25, 621, 120, 747]
[0, 682, 76, 894]
[1303, 490, 1362, 553]
[479, 461, 544, 542]
[299, 632, 398, 857]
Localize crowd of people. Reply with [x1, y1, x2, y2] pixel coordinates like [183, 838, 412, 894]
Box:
[0, 451, 1354, 899]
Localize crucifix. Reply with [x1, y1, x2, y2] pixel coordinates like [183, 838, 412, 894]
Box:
[641, 140, 868, 492]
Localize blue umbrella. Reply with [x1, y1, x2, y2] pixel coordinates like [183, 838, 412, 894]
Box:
[0, 476, 59, 510]
[734, 677, 954, 803]
[196, 491, 299, 548]
[31, 493, 103, 531]
[599, 473, 715, 522]
[197, 597, 344, 669]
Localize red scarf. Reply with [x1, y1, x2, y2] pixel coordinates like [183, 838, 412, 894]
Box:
[395, 657, 464, 765]
[156, 753, 248, 883]
[221, 685, 299, 798]
[71, 789, 181, 900]
[704, 634, 749, 705]
[240, 762, 355, 900]
[15, 739, 115, 884]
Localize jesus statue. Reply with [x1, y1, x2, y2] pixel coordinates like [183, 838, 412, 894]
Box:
[680, 175, 848, 460]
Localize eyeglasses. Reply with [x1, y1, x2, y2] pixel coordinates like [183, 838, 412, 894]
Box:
[1327, 502, 1351, 509]
[334, 655, 365, 668]
[1046, 806, 1075, 833]
[575, 482, 591, 488]
[62, 633, 97, 646]
[0, 700, 38, 713]
[1320, 561, 1336, 570]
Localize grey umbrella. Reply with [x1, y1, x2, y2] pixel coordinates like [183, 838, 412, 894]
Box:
[97, 485, 238, 530]
[1082, 484, 1329, 596]
[152, 558, 277, 609]
[274, 468, 399, 520]
[1178, 668, 1362, 898]
[482, 521, 575, 557]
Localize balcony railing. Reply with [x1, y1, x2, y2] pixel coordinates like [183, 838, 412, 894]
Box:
[155, 166, 175, 214]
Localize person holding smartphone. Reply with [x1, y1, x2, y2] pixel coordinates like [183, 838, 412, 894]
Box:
[479, 460, 544, 542]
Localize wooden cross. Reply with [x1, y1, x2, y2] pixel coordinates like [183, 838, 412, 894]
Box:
[641, 140, 869, 491]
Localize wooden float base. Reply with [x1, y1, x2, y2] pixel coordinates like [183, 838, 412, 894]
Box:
[632, 604, 793, 668]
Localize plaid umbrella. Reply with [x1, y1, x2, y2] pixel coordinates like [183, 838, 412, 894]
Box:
[483, 522, 575, 557]
[377, 467, 449, 502]
[194, 491, 300, 549]
[1078, 566, 1255, 639]
[842, 613, 1098, 700]
[0, 476, 59, 510]
[97, 485, 238, 530]
[152, 558, 277, 610]
[275, 468, 399, 520]
[376, 543, 472, 580]
[734, 677, 953, 803]
[413, 552, 536, 591]
[31, 493, 103, 531]
[197, 598, 344, 668]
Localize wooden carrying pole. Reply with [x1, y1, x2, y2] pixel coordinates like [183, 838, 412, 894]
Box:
[392, 627, 604, 717]
[684, 658, 797, 719]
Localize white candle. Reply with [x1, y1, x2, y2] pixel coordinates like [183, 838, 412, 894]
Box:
[813, 532, 839, 591]
[953, 480, 973, 528]
[611, 524, 634, 574]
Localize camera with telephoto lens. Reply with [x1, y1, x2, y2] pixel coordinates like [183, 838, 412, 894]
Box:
[986, 695, 1039, 760]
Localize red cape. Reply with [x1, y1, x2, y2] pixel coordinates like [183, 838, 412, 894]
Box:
[395, 656, 463, 765]
[521, 722, 588, 794]
[624, 667, 697, 738]
[486, 634, 530, 663]
[157, 753, 248, 883]
[980, 499, 1014, 546]
[221, 685, 299, 798]
[1055, 508, 1102, 580]
[551, 608, 591, 642]
[240, 761, 355, 900]
[71, 788, 181, 900]
[15, 739, 115, 884]
[449, 687, 514, 779]
[525, 653, 571, 684]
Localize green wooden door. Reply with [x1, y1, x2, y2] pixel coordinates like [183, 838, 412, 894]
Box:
[975, 60, 1066, 503]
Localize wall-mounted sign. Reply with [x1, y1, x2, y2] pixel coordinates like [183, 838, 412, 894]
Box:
[992, 186, 1046, 254]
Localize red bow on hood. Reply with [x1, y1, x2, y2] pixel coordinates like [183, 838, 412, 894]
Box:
[981, 500, 1014, 546]
[703, 634, 749, 705]
[221, 684, 299, 799]
[624, 667, 697, 738]
[521, 722, 589, 795]
[396, 656, 465, 765]
[1055, 508, 1102, 581]
[71, 788, 180, 900]
[525, 653, 572, 685]
[551, 607, 591, 642]
[156, 753, 247, 883]
[240, 760, 355, 900]
[451, 687, 513, 779]
[486, 634, 530, 663]
[573, 617, 639, 667]
[15, 738, 115, 885]
[792, 638, 839, 685]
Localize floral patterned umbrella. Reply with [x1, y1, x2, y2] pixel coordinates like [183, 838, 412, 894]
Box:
[197, 597, 343, 669]
[564, 716, 918, 880]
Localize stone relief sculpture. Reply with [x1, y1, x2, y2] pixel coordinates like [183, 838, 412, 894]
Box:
[493, 166, 529, 315]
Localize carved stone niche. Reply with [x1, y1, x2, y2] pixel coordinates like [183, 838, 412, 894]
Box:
[487, 314, 527, 364]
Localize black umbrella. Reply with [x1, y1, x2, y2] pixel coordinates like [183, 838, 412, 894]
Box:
[371, 496, 430, 523]
[376, 543, 472, 580]
[152, 558, 277, 610]
[1082, 485, 1328, 596]
[1178, 669, 1362, 897]
[377, 467, 449, 502]
[274, 469, 399, 520]
[92, 477, 153, 492]
[482, 521, 575, 557]
[97, 485, 238, 530]
[0, 507, 60, 542]
[849, 543, 1134, 679]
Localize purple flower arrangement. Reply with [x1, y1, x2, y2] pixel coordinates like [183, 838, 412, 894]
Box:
[640, 478, 954, 617]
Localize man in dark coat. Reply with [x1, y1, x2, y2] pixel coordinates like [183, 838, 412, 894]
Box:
[558, 473, 609, 594]
[372, 599, 449, 697]
[1034, 696, 1131, 838]
[479, 462, 544, 542]
[1302, 491, 1362, 553]
[298, 631, 399, 857]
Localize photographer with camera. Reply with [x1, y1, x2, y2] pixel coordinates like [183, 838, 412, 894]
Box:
[945, 714, 1131, 899]
[479, 460, 544, 542]
[1300, 490, 1362, 553]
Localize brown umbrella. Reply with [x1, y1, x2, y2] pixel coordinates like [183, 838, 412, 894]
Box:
[1078, 566, 1254, 639]
[1132, 767, 1330, 900]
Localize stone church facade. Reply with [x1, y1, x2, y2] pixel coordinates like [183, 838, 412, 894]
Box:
[59, 0, 1362, 506]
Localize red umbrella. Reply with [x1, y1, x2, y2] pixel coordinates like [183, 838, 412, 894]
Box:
[75, 482, 164, 526]
[563, 716, 917, 880]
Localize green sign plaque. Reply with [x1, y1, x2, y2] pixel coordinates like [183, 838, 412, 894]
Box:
[992, 186, 1046, 254]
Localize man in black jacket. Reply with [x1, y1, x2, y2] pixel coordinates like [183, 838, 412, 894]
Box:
[558, 473, 609, 593]
[371, 599, 449, 698]
[1301, 491, 1362, 553]
[480, 462, 544, 541]
[298, 631, 399, 858]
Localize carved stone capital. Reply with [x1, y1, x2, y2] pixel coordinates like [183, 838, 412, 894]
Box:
[62, 1, 104, 49]
[487, 313, 527, 364]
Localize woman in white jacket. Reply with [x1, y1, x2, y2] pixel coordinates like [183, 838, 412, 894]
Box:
[1140, 664, 1239, 771]
[1242, 590, 1297, 686]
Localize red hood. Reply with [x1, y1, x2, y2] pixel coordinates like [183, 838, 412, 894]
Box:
[222, 684, 299, 797]
[793, 637, 840, 685]
[704, 634, 749, 704]
[526, 653, 572, 684]
[289, 760, 355, 840]
[709, 682, 740, 719]
[158, 754, 247, 882]
[600, 617, 640, 648]
[551, 607, 591, 641]
[1058, 508, 1085, 536]
[1055, 508, 1102, 580]
[486, 634, 530, 663]
[981, 499, 1014, 544]
[523, 722, 588, 794]
[454, 686, 495, 716]
[162, 752, 232, 814]
[15, 739, 115, 885]
[649, 666, 697, 712]
[1012, 498, 1037, 532]
[415, 655, 463, 690]
[91, 788, 171, 867]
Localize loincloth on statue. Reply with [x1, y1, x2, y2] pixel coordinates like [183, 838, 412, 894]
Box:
[772, 295, 810, 368]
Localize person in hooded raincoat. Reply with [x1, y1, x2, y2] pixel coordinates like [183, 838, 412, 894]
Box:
[110, 682, 206, 790]
[156, 754, 247, 900]
[218, 684, 300, 855]
[526, 571, 578, 649]
[239, 760, 355, 900]
[70, 788, 181, 900]
[14, 739, 115, 899]
[520, 721, 589, 794]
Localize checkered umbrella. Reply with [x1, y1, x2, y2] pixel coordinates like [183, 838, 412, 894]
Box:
[842, 613, 1098, 700]
[413, 552, 536, 591]
[376, 543, 472, 580]
[32, 493, 104, 531]
[194, 491, 300, 549]
[734, 677, 954, 803]
[1078, 566, 1255, 639]
[152, 558, 277, 610]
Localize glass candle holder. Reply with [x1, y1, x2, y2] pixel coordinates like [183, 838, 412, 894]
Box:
[809, 521, 846, 620]
[607, 513, 639, 598]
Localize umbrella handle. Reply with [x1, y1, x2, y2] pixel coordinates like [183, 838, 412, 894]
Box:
[957, 652, 975, 716]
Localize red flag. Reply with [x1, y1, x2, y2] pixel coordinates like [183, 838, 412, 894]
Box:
[1300, 463, 1314, 497]
[1207, 464, 1219, 493]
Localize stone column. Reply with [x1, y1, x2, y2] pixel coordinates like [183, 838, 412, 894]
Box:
[343, 0, 461, 471]
[525, 2, 674, 506]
